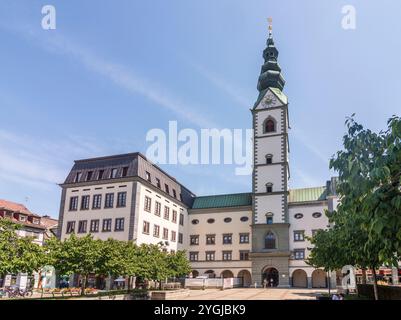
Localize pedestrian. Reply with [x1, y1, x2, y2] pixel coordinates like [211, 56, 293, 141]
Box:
[269, 278, 274, 287]
[263, 278, 267, 288]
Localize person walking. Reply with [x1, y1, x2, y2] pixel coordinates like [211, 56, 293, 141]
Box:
[263, 278, 267, 289]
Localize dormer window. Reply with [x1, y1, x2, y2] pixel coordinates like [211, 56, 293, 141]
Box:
[98, 170, 104, 180]
[19, 215, 27, 222]
[110, 168, 118, 179]
[74, 172, 82, 183]
[86, 171, 93, 181]
[172, 189, 177, 198]
[266, 183, 273, 193]
[156, 178, 161, 188]
[122, 167, 129, 177]
[266, 154, 273, 164]
[146, 171, 151, 182]
[32, 218, 40, 225]
[165, 184, 170, 194]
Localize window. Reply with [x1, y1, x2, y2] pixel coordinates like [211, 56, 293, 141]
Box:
[110, 168, 118, 179]
[190, 235, 199, 245]
[144, 196, 152, 212]
[224, 217, 232, 223]
[191, 219, 199, 225]
[266, 154, 273, 164]
[156, 178, 161, 188]
[312, 212, 322, 218]
[98, 170, 104, 180]
[92, 194, 102, 209]
[179, 213, 184, 226]
[205, 251, 215, 261]
[165, 184, 170, 194]
[153, 225, 160, 238]
[102, 219, 112, 232]
[74, 172, 82, 183]
[78, 220, 87, 233]
[265, 231, 276, 249]
[117, 192, 127, 207]
[142, 221, 150, 234]
[171, 231, 176, 242]
[19, 215, 27, 222]
[294, 249, 305, 260]
[240, 250, 250, 261]
[207, 218, 215, 224]
[164, 206, 170, 220]
[90, 220, 99, 233]
[178, 233, 183, 244]
[294, 230, 305, 242]
[240, 216, 249, 222]
[155, 201, 161, 216]
[266, 183, 273, 193]
[115, 218, 124, 231]
[294, 213, 304, 219]
[163, 228, 169, 240]
[172, 210, 177, 223]
[66, 221, 75, 234]
[69, 196, 78, 211]
[172, 189, 177, 198]
[145, 171, 151, 182]
[222, 251, 232, 261]
[122, 166, 129, 177]
[105, 193, 114, 208]
[266, 216, 273, 225]
[86, 171, 93, 181]
[264, 117, 276, 133]
[189, 252, 199, 262]
[81, 195, 90, 210]
[239, 233, 250, 243]
[32, 218, 40, 225]
[223, 234, 232, 244]
[206, 234, 215, 245]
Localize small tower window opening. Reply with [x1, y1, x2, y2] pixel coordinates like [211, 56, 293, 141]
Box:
[265, 212, 274, 225]
[263, 117, 276, 133]
[264, 231, 276, 249]
[266, 154, 273, 164]
[266, 183, 273, 193]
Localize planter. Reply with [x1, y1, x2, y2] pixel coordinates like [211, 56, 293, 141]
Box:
[150, 289, 190, 300]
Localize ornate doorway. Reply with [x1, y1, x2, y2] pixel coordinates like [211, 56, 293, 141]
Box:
[262, 267, 279, 287]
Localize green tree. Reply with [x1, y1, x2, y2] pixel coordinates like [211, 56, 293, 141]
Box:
[167, 250, 191, 278]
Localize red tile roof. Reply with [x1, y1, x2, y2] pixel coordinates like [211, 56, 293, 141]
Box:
[0, 199, 32, 215]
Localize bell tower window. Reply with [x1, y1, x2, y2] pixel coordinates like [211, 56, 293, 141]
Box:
[266, 154, 273, 164]
[263, 117, 276, 133]
[266, 183, 273, 193]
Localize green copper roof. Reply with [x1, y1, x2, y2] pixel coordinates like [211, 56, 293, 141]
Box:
[192, 193, 252, 209]
[289, 187, 327, 203]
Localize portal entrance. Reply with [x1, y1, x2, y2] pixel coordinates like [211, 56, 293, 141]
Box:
[262, 267, 279, 287]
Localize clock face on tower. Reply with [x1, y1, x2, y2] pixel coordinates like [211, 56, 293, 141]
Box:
[261, 93, 277, 108]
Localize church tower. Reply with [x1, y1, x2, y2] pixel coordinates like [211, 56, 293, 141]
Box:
[250, 19, 291, 287]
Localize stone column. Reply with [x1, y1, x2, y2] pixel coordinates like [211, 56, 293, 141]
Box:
[307, 277, 312, 288]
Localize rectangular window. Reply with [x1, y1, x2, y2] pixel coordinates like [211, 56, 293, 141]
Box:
[164, 206, 170, 220]
[117, 192, 127, 207]
[122, 166, 129, 177]
[153, 224, 160, 238]
[78, 220, 87, 233]
[222, 251, 232, 261]
[156, 178, 161, 188]
[294, 249, 305, 260]
[110, 168, 118, 179]
[179, 213, 184, 226]
[90, 219, 99, 233]
[155, 201, 161, 216]
[172, 189, 177, 198]
[206, 234, 215, 245]
[165, 184, 169, 194]
[266, 216, 273, 225]
[178, 232, 183, 244]
[66, 221, 75, 234]
[172, 210, 177, 223]
[92, 194, 102, 209]
[98, 170, 104, 180]
[223, 234, 232, 244]
[190, 235, 199, 245]
[143, 221, 150, 234]
[239, 233, 250, 243]
[102, 219, 112, 232]
[205, 251, 215, 261]
[19, 215, 27, 222]
[144, 196, 152, 212]
[115, 218, 124, 231]
[69, 196, 78, 211]
[171, 231, 176, 242]
[189, 252, 199, 262]
[146, 171, 151, 182]
[81, 195, 90, 210]
[294, 230, 305, 242]
[105, 193, 114, 208]
[74, 172, 82, 183]
[86, 171, 93, 181]
[163, 228, 169, 240]
[240, 250, 250, 261]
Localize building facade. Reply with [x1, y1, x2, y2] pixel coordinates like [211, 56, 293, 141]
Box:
[57, 29, 339, 288]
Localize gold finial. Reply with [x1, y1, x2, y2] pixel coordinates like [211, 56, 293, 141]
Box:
[268, 17, 273, 37]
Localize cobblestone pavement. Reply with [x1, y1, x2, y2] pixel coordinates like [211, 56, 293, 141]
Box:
[175, 288, 334, 300]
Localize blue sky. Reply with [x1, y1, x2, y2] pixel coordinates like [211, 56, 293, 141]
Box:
[1, 0, 400, 217]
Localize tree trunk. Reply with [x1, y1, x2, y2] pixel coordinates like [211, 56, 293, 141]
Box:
[372, 267, 379, 300]
[361, 268, 367, 284]
[327, 270, 331, 295]
[80, 275, 87, 296]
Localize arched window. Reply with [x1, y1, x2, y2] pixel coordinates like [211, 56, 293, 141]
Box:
[266, 183, 273, 193]
[265, 154, 273, 164]
[263, 117, 276, 133]
[265, 232, 276, 249]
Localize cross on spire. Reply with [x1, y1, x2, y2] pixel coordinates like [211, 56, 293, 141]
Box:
[268, 17, 273, 37]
